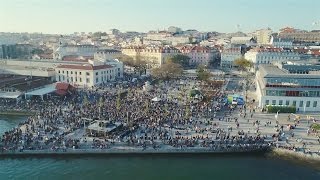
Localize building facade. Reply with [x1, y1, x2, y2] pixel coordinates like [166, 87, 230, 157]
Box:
[245, 48, 300, 67]
[94, 49, 121, 60]
[220, 47, 243, 68]
[178, 45, 219, 66]
[53, 45, 98, 60]
[253, 28, 272, 45]
[55, 60, 121, 87]
[256, 64, 320, 112]
[121, 46, 180, 66]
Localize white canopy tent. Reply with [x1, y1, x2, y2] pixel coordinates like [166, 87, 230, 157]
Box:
[24, 84, 56, 100]
[151, 97, 162, 102]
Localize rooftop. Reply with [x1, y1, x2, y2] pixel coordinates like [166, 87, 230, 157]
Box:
[259, 64, 320, 79]
[56, 64, 113, 70]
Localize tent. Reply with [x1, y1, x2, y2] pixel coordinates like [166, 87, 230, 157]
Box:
[151, 97, 162, 102]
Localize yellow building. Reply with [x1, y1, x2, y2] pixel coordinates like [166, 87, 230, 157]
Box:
[121, 46, 180, 66]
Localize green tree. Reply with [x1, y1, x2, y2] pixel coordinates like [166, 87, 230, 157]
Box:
[116, 54, 148, 75]
[196, 65, 211, 82]
[233, 57, 253, 71]
[151, 60, 183, 80]
[168, 54, 190, 68]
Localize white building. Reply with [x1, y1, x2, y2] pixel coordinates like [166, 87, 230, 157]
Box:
[256, 64, 320, 112]
[220, 48, 243, 68]
[55, 60, 120, 88]
[53, 45, 98, 60]
[270, 37, 293, 48]
[245, 48, 300, 68]
[230, 36, 255, 46]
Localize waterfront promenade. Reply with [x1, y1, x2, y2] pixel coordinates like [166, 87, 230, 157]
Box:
[0, 76, 319, 159]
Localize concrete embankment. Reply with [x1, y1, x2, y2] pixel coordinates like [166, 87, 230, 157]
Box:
[268, 148, 320, 170]
[0, 110, 36, 116]
[0, 147, 270, 158]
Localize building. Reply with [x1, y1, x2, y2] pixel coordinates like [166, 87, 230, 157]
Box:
[245, 48, 300, 68]
[220, 47, 243, 68]
[121, 46, 180, 66]
[55, 60, 120, 88]
[178, 45, 219, 66]
[279, 31, 320, 42]
[168, 26, 182, 34]
[230, 36, 256, 46]
[53, 45, 98, 60]
[0, 44, 33, 59]
[252, 28, 272, 45]
[94, 49, 121, 60]
[270, 37, 293, 48]
[279, 28, 320, 42]
[256, 64, 320, 112]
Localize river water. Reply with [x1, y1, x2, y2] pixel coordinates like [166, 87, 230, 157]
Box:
[0, 115, 319, 180]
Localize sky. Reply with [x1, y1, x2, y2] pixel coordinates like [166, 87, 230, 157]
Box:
[0, 0, 320, 34]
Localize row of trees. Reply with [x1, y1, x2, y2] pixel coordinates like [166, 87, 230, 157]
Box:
[117, 54, 253, 81]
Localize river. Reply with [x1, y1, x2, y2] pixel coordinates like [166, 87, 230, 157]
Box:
[0, 115, 319, 180]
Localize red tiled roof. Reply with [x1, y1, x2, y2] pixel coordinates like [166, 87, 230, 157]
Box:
[57, 64, 113, 70]
[56, 82, 70, 90]
[55, 89, 68, 96]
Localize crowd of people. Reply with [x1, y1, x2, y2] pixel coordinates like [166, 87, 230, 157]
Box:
[0, 76, 286, 154]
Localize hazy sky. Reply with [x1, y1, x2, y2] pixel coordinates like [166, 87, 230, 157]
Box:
[1, 0, 320, 34]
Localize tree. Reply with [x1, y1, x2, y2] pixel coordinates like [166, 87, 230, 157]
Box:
[168, 54, 190, 68]
[116, 54, 148, 75]
[151, 60, 183, 80]
[233, 57, 253, 71]
[196, 65, 211, 82]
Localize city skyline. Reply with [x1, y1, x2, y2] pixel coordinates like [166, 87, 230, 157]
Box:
[1, 0, 320, 34]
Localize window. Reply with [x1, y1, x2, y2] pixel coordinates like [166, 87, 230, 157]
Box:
[306, 101, 310, 107]
[96, 72, 98, 76]
[279, 100, 283, 105]
[67, 71, 69, 75]
[265, 100, 269, 105]
[272, 100, 276, 105]
[58, 70, 61, 73]
[285, 100, 290, 106]
[75, 71, 77, 75]
[62, 71, 64, 74]
[86, 78, 90, 83]
[71, 71, 73, 74]
[79, 78, 82, 82]
[70, 77, 73, 82]
[313, 101, 317, 107]
[299, 101, 303, 107]
[58, 76, 61, 81]
[86, 72, 90, 76]
[292, 101, 296, 106]
[96, 78, 99, 83]
[79, 72, 82, 75]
